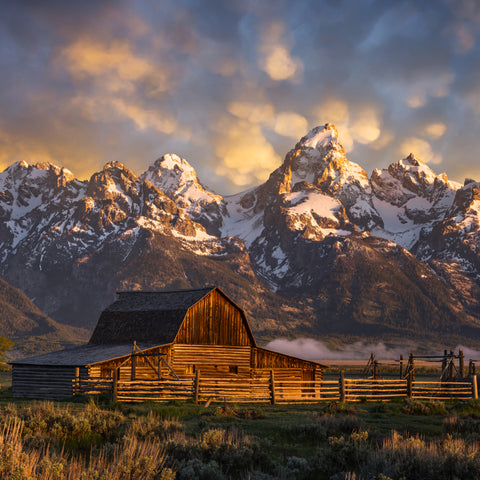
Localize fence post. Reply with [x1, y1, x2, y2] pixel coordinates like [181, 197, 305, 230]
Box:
[194, 369, 200, 404]
[472, 375, 478, 400]
[448, 350, 455, 379]
[113, 368, 119, 402]
[74, 367, 80, 395]
[270, 370, 276, 405]
[340, 371, 346, 402]
[399, 355, 403, 379]
[131, 353, 136, 381]
[407, 370, 413, 398]
[459, 349, 465, 377]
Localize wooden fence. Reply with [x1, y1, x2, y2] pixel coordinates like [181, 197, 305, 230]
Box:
[73, 371, 479, 404]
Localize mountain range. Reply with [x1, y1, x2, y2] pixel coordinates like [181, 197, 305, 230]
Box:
[0, 123, 479, 355]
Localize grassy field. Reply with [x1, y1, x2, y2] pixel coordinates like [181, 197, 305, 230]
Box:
[1, 369, 480, 480]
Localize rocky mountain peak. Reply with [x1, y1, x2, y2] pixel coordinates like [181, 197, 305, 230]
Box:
[449, 179, 480, 214]
[274, 124, 367, 194]
[141, 153, 223, 235]
[296, 123, 340, 151]
[141, 153, 200, 198]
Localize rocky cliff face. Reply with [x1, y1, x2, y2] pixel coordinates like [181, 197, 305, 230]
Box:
[0, 124, 479, 347]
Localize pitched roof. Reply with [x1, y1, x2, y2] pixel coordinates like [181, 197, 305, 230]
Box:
[10, 343, 156, 366]
[107, 287, 215, 311]
[88, 287, 217, 345]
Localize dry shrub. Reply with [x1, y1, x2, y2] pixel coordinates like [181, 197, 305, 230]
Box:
[0, 406, 170, 480]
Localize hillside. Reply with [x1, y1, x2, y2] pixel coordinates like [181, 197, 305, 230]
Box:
[0, 278, 89, 358]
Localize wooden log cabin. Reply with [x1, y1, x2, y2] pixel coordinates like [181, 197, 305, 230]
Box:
[10, 287, 327, 400]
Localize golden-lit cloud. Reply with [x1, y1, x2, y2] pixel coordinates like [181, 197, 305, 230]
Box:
[261, 45, 299, 81]
[407, 94, 426, 109]
[405, 72, 454, 108]
[227, 101, 275, 125]
[370, 130, 394, 150]
[273, 112, 309, 139]
[68, 96, 179, 136]
[399, 137, 442, 165]
[212, 58, 238, 77]
[424, 122, 447, 139]
[258, 22, 303, 82]
[0, 127, 103, 179]
[110, 99, 178, 135]
[227, 102, 308, 139]
[349, 109, 381, 144]
[313, 98, 382, 152]
[59, 38, 170, 94]
[214, 119, 282, 186]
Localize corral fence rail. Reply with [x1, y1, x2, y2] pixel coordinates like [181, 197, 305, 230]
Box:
[73, 371, 479, 404]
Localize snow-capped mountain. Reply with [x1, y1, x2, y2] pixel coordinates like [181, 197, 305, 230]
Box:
[371, 154, 460, 249]
[0, 123, 479, 347]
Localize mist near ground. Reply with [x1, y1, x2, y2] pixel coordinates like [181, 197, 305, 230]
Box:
[265, 338, 480, 363]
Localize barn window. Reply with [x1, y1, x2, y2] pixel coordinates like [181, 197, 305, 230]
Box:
[229, 366, 238, 374]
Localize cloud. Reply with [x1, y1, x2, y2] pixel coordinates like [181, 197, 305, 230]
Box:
[227, 101, 275, 125]
[273, 112, 309, 139]
[258, 22, 303, 82]
[110, 99, 178, 135]
[58, 38, 170, 95]
[213, 119, 282, 186]
[424, 122, 447, 139]
[265, 338, 408, 361]
[313, 98, 382, 152]
[0, 125, 104, 179]
[454, 24, 476, 52]
[405, 72, 454, 108]
[227, 101, 308, 139]
[370, 130, 394, 150]
[350, 109, 381, 144]
[399, 137, 442, 165]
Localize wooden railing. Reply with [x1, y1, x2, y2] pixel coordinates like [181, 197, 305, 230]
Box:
[342, 378, 407, 402]
[73, 372, 479, 404]
[116, 379, 195, 403]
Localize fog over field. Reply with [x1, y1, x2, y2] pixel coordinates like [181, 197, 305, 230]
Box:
[265, 338, 480, 362]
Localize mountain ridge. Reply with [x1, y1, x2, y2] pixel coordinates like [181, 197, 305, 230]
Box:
[0, 123, 479, 354]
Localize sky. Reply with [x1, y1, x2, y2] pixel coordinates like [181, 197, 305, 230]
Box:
[1, 0, 480, 194]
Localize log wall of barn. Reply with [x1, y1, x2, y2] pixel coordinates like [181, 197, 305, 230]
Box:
[175, 291, 252, 345]
[89, 344, 323, 383]
[170, 344, 252, 379]
[12, 365, 88, 399]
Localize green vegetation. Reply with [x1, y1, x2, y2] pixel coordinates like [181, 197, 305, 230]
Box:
[0, 335, 13, 367]
[2, 383, 480, 479]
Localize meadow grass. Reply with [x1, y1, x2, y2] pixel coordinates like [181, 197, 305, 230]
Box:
[1, 387, 480, 479]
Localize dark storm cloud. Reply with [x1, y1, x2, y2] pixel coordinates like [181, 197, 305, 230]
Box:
[0, 0, 479, 192]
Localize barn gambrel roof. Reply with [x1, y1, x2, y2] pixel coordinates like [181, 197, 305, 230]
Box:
[88, 286, 256, 346]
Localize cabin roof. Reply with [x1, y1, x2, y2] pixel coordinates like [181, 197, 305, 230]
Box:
[108, 287, 216, 312]
[9, 343, 157, 367]
[88, 286, 218, 345]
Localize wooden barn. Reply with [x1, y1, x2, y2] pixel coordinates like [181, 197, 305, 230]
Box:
[11, 286, 327, 401]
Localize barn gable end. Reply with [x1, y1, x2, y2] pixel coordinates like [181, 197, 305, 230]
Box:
[174, 288, 256, 346]
[88, 287, 216, 344]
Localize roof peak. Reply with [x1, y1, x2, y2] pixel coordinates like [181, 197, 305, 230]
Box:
[116, 286, 217, 295]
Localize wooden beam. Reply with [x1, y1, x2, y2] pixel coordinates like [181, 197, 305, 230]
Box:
[270, 370, 276, 405]
[194, 369, 200, 404]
